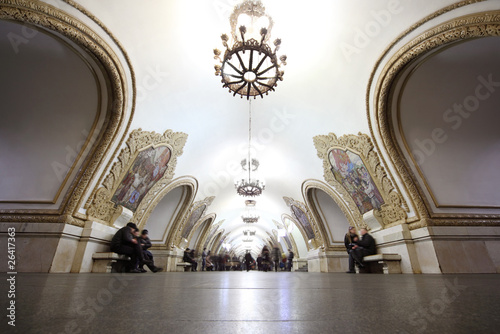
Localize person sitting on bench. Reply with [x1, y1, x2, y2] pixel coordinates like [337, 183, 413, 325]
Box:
[110, 222, 151, 273]
[351, 228, 376, 269]
[139, 229, 163, 273]
[183, 248, 197, 271]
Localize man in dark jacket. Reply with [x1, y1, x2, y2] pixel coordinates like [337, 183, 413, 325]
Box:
[110, 222, 150, 273]
[139, 229, 163, 273]
[351, 228, 376, 269]
[287, 249, 294, 271]
[244, 251, 254, 272]
[183, 248, 197, 271]
[345, 226, 359, 273]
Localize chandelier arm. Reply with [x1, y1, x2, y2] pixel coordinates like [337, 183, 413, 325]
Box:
[233, 82, 248, 96]
[251, 82, 264, 99]
[235, 52, 248, 72]
[226, 73, 244, 79]
[227, 79, 245, 85]
[226, 61, 244, 75]
[249, 49, 254, 71]
[256, 81, 275, 91]
[257, 64, 276, 76]
[253, 54, 268, 72]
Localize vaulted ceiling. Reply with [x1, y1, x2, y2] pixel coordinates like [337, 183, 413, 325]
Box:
[2, 0, 499, 254]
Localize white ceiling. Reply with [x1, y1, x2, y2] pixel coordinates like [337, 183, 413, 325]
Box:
[75, 0, 472, 249]
[4, 0, 492, 250]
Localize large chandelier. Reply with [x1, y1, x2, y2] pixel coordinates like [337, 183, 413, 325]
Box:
[242, 200, 260, 223]
[234, 101, 265, 197]
[214, 0, 286, 100]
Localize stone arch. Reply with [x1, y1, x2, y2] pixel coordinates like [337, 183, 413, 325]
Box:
[0, 0, 135, 226]
[302, 179, 363, 250]
[135, 176, 197, 246]
[367, 10, 500, 227]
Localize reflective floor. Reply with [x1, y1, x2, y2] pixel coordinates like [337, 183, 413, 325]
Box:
[1, 272, 500, 333]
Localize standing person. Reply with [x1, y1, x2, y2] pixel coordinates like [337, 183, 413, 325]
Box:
[287, 249, 294, 271]
[110, 222, 150, 273]
[345, 226, 359, 273]
[201, 248, 207, 271]
[257, 254, 263, 271]
[139, 230, 163, 273]
[272, 246, 281, 272]
[351, 228, 376, 268]
[244, 251, 254, 272]
[205, 251, 214, 271]
[262, 246, 270, 272]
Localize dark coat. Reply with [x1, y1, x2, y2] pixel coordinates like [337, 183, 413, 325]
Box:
[140, 236, 152, 250]
[110, 226, 134, 251]
[357, 233, 376, 255]
[344, 232, 358, 253]
[288, 251, 294, 261]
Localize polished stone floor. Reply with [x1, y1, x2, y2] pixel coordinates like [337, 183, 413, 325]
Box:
[1, 272, 500, 334]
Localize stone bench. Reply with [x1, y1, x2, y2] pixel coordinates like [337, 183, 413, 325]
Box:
[176, 262, 192, 272]
[357, 253, 402, 274]
[92, 252, 131, 273]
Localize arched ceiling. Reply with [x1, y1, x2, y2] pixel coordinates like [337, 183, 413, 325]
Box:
[396, 36, 500, 213]
[6, 0, 498, 249]
[77, 0, 496, 249]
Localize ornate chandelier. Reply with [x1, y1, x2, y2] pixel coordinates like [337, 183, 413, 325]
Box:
[242, 200, 260, 223]
[234, 101, 265, 197]
[214, 0, 286, 100]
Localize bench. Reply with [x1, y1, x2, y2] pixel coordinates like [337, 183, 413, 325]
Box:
[92, 252, 131, 273]
[176, 262, 192, 272]
[357, 253, 402, 274]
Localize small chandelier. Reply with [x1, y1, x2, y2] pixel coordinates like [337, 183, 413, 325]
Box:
[234, 99, 265, 197]
[214, 0, 286, 100]
[242, 200, 260, 223]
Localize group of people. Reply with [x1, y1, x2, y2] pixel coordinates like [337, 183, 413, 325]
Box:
[344, 226, 376, 273]
[110, 222, 163, 273]
[243, 246, 294, 272]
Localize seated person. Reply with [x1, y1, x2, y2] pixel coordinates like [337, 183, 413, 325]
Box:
[183, 248, 198, 271]
[345, 226, 359, 274]
[189, 249, 198, 272]
[351, 228, 376, 270]
[110, 222, 151, 273]
[139, 229, 163, 273]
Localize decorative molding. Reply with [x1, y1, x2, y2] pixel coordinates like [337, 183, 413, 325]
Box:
[283, 196, 324, 250]
[364, 1, 485, 222]
[369, 11, 500, 223]
[0, 0, 134, 226]
[133, 176, 198, 242]
[188, 212, 216, 248]
[302, 179, 364, 239]
[273, 219, 299, 257]
[313, 132, 408, 227]
[86, 129, 188, 223]
[200, 220, 224, 251]
[171, 196, 215, 247]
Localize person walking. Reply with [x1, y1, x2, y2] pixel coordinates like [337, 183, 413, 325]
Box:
[201, 248, 207, 271]
[244, 251, 254, 272]
[272, 245, 281, 272]
[287, 249, 294, 271]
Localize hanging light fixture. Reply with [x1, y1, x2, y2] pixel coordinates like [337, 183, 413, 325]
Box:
[214, 0, 286, 100]
[234, 101, 265, 197]
[241, 199, 260, 223]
